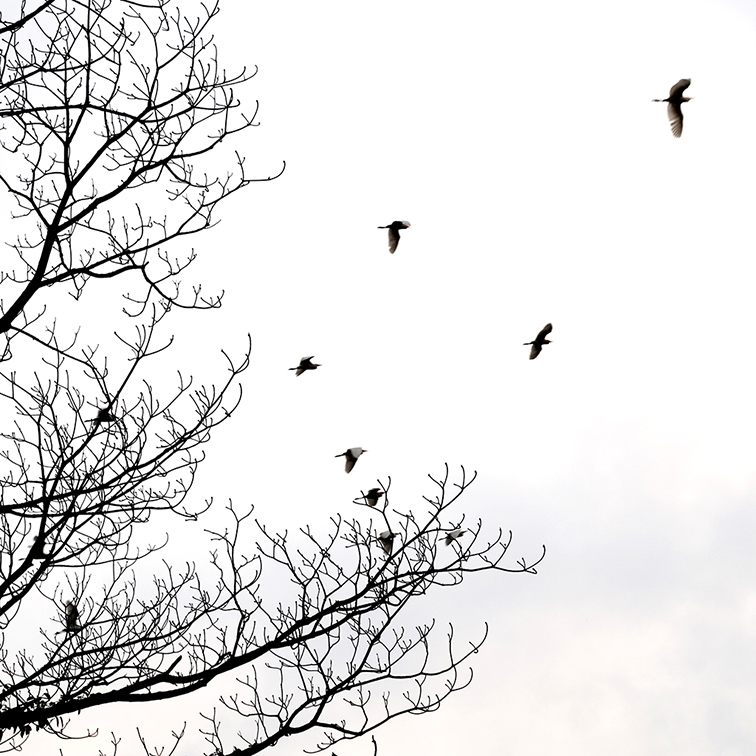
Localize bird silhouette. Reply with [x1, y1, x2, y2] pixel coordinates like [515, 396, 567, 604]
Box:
[92, 407, 116, 426]
[360, 487, 384, 507]
[378, 221, 411, 254]
[289, 356, 320, 376]
[29, 537, 50, 560]
[64, 601, 80, 633]
[335, 447, 366, 473]
[444, 528, 466, 546]
[524, 323, 553, 360]
[653, 79, 691, 138]
[378, 530, 395, 555]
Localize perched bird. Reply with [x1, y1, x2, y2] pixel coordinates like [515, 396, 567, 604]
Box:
[378, 220, 411, 254]
[524, 323, 553, 360]
[444, 528, 466, 546]
[335, 447, 366, 473]
[29, 537, 50, 560]
[361, 487, 384, 507]
[64, 601, 80, 633]
[378, 530, 395, 555]
[289, 356, 320, 376]
[92, 407, 116, 426]
[653, 79, 691, 138]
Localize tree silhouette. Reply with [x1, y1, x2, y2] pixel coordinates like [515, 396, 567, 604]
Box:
[0, 2, 544, 755]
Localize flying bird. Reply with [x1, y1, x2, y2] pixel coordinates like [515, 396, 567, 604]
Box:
[64, 601, 80, 633]
[92, 407, 116, 426]
[378, 221, 411, 254]
[524, 323, 553, 360]
[378, 530, 395, 555]
[444, 528, 466, 546]
[360, 487, 384, 507]
[289, 356, 320, 376]
[653, 79, 691, 138]
[335, 447, 366, 473]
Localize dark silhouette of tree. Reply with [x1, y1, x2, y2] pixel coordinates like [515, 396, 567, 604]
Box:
[0, 2, 544, 755]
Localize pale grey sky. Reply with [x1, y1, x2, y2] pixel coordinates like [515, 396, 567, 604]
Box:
[44, 0, 756, 753]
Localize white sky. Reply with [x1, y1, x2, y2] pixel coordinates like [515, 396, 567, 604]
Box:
[38, 0, 756, 754]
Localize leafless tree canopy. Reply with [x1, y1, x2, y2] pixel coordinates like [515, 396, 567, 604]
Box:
[0, 2, 544, 755]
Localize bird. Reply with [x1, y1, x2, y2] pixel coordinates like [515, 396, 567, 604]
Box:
[524, 323, 553, 360]
[652, 79, 691, 138]
[289, 356, 320, 376]
[378, 221, 411, 254]
[360, 487, 384, 507]
[92, 407, 116, 426]
[444, 528, 466, 546]
[64, 601, 80, 633]
[378, 530, 395, 555]
[335, 447, 366, 473]
[29, 537, 50, 560]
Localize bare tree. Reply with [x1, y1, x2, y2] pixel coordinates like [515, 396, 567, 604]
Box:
[0, 2, 544, 755]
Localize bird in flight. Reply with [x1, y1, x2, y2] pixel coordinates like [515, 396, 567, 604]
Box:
[653, 79, 691, 138]
[378, 221, 411, 254]
[443, 528, 466, 546]
[359, 487, 384, 507]
[335, 447, 367, 473]
[289, 356, 320, 376]
[378, 530, 395, 555]
[92, 407, 116, 426]
[524, 323, 553, 360]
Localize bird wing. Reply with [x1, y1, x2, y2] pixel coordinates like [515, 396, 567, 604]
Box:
[529, 343, 541, 360]
[538, 323, 553, 339]
[295, 367, 305, 376]
[388, 227, 400, 254]
[669, 78, 691, 98]
[345, 457, 357, 473]
[667, 102, 683, 137]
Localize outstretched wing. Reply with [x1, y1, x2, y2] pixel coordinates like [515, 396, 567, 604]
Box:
[529, 343, 542, 360]
[388, 227, 400, 254]
[667, 101, 683, 137]
[669, 78, 691, 98]
[537, 323, 553, 340]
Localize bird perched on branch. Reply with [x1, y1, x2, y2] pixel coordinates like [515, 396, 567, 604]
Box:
[29, 537, 50, 560]
[444, 528, 466, 546]
[335, 447, 366, 473]
[378, 530, 395, 555]
[524, 323, 553, 360]
[64, 601, 80, 633]
[378, 220, 411, 254]
[360, 487, 384, 507]
[289, 356, 320, 376]
[653, 79, 691, 138]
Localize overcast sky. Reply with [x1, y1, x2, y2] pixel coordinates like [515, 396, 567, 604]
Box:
[47, 0, 756, 753]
